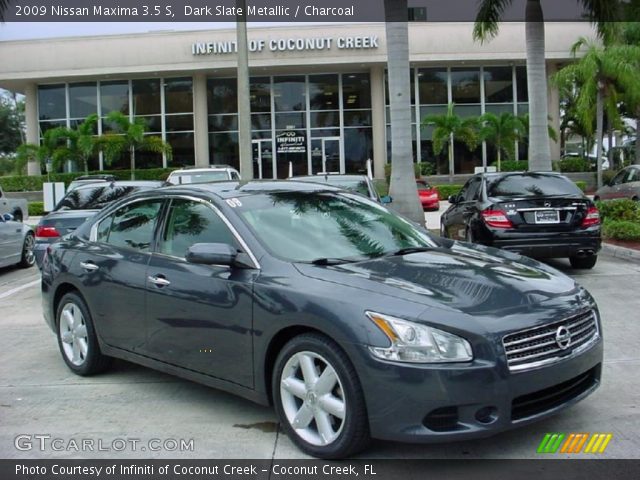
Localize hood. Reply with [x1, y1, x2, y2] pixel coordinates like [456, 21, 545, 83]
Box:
[295, 242, 581, 316]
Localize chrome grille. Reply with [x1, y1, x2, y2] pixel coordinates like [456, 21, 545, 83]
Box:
[503, 310, 599, 372]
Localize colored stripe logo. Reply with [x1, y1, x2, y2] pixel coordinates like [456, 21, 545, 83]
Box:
[537, 433, 613, 454]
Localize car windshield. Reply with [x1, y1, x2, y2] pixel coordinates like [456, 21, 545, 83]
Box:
[326, 179, 370, 196]
[172, 172, 229, 184]
[235, 191, 436, 262]
[416, 182, 432, 191]
[487, 174, 582, 198]
[55, 185, 144, 211]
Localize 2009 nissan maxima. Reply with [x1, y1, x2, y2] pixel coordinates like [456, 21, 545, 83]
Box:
[41, 181, 603, 459]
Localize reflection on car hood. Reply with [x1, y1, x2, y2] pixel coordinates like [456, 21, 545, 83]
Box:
[295, 242, 580, 316]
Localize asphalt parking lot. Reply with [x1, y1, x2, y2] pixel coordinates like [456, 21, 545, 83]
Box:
[1, 241, 639, 459]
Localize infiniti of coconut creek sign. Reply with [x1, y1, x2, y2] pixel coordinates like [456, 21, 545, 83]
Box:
[192, 35, 379, 55]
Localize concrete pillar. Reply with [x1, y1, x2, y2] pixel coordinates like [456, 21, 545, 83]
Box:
[370, 65, 387, 179]
[546, 62, 561, 160]
[192, 73, 210, 167]
[24, 83, 41, 176]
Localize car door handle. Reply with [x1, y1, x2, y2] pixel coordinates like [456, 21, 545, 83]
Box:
[148, 275, 171, 287]
[79, 261, 99, 272]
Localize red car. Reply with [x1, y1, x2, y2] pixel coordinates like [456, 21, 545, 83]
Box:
[417, 180, 440, 210]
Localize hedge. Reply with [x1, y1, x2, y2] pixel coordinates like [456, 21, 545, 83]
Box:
[602, 220, 640, 242]
[596, 199, 640, 223]
[436, 184, 463, 199]
[492, 160, 528, 172]
[0, 168, 174, 192]
[553, 157, 591, 172]
[28, 202, 45, 216]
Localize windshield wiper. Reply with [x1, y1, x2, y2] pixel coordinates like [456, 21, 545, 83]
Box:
[310, 257, 358, 266]
[390, 246, 434, 256]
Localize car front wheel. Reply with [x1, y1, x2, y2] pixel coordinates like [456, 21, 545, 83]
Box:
[56, 292, 112, 376]
[18, 233, 35, 268]
[272, 333, 370, 459]
[569, 255, 598, 269]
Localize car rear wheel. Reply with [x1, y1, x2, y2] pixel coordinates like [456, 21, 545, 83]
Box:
[56, 292, 112, 376]
[272, 333, 370, 459]
[18, 233, 35, 268]
[569, 255, 598, 269]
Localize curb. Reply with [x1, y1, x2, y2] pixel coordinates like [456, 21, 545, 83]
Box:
[601, 242, 640, 263]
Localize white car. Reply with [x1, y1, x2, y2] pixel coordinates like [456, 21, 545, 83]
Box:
[166, 166, 241, 185]
[0, 213, 35, 269]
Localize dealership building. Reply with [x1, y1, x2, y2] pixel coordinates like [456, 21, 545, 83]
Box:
[0, 22, 594, 178]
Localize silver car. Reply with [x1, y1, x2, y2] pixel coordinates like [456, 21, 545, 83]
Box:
[594, 165, 640, 202]
[0, 213, 35, 269]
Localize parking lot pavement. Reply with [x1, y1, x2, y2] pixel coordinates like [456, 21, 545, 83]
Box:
[1, 255, 639, 460]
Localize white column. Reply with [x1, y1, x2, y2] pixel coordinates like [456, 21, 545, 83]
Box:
[547, 62, 561, 160]
[24, 83, 41, 176]
[192, 73, 210, 167]
[370, 65, 387, 179]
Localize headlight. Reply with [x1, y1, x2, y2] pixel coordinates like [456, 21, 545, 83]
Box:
[366, 311, 473, 363]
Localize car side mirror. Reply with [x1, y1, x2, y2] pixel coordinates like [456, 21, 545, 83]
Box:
[380, 195, 393, 204]
[448, 195, 459, 204]
[186, 243, 237, 266]
[2, 213, 14, 222]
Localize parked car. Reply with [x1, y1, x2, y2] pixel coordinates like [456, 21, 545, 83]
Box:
[33, 181, 163, 268]
[67, 174, 117, 192]
[288, 174, 384, 203]
[0, 213, 35, 269]
[440, 172, 601, 269]
[0, 184, 28, 222]
[42, 181, 602, 458]
[416, 179, 439, 210]
[166, 165, 241, 185]
[594, 165, 640, 202]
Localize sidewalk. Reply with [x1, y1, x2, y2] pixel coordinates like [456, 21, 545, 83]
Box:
[601, 241, 640, 263]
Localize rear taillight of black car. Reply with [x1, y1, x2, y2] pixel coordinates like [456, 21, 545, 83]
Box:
[481, 209, 514, 229]
[581, 206, 600, 227]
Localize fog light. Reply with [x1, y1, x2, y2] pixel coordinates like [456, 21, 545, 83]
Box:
[475, 406, 498, 424]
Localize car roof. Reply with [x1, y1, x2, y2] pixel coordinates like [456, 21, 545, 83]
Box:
[70, 180, 164, 192]
[479, 171, 568, 179]
[170, 167, 236, 173]
[289, 174, 369, 181]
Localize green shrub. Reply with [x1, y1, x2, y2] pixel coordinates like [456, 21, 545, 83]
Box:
[418, 162, 435, 176]
[602, 220, 640, 241]
[28, 201, 44, 216]
[494, 160, 528, 172]
[373, 179, 389, 197]
[384, 163, 421, 184]
[596, 199, 640, 223]
[436, 184, 463, 200]
[554, 157, 590, 172]
[0, 168, 174, 192]
[575, 181, 587, 192]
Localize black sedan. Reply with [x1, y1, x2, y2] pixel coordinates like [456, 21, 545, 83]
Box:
[42, 181, 602, 458]
[440, 172, 601, 269]
[34, 181, 164, 268]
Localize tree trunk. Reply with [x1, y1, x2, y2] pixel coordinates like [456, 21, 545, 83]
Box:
[607, 128, 613, 169]
[595, 86, 604, 189]
[448, 138, 454, 182]
[525, 0, 552, 171]
[497, 148, 502, 172]
[384, 0, 424, 225]
[237, 0, 253, 179]
[130, 146, 135, 181]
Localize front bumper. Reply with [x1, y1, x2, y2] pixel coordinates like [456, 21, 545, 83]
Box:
[353, 336, 602, 443]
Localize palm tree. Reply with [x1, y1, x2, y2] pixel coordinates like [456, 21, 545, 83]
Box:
[422, 103, 479, 182]
[46, 114, 99, 174]
[473, 0, 620, 173]
[99, 111, 172, 179]
[384, 0, 424, 225]
[479, 112, 525, 171]
[554, 36, 640, 187]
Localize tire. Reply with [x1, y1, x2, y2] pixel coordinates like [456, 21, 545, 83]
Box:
[56, 292, 112, 376]
[12, 210, 23, 223]
[272, 333, 370, 459]
[18, 233, 35, 268]
[569, 255, 598, 269]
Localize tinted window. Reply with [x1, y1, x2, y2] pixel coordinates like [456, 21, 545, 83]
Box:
[55, 185, 148, 211]
[629, 168, 640, 183]
[327, 179, 371, 197]
[487, 174, 582, 198]
[237, 192, 435, 262]
[465, 177, 482, 201]
[159, 200, 237, 258]
[104, 200, 163, 252]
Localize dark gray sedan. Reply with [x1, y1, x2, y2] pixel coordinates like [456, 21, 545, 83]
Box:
[0, 213, 34, 269]
[41, 181, 603, 459]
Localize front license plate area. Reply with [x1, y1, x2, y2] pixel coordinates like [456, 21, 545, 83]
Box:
[535, 210, 560, 224]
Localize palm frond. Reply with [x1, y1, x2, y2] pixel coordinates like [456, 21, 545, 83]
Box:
[473, 0, 513, 42]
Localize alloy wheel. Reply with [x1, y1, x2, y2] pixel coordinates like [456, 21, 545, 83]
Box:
[59, 303, 89, 366]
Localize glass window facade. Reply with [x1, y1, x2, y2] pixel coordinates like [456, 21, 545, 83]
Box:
[386, 65, 528, 175]
[38, 77, 194, 171]
[207, 73, 373, 178]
